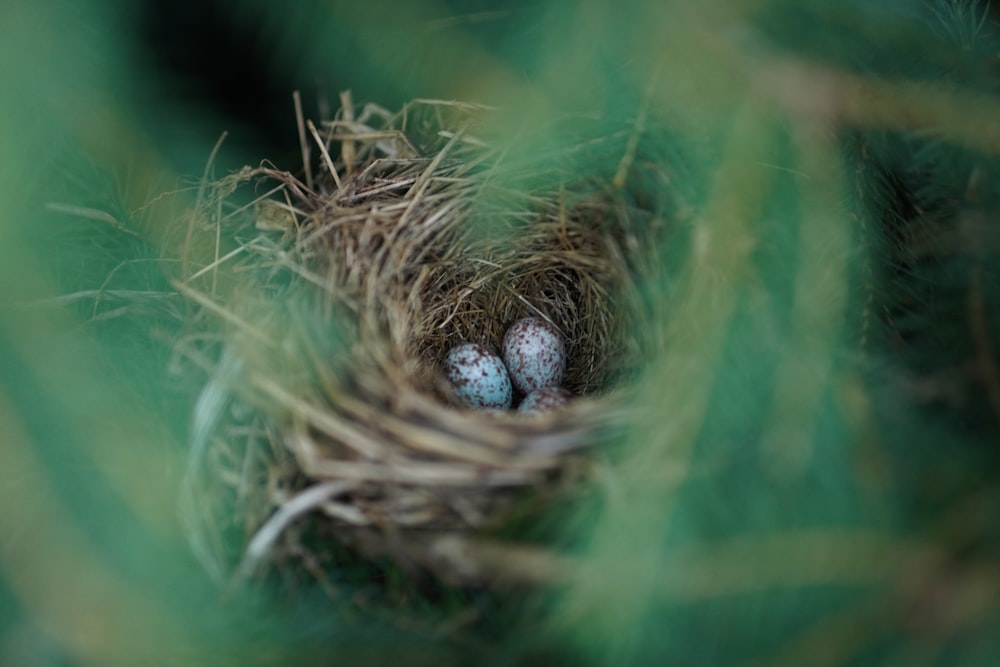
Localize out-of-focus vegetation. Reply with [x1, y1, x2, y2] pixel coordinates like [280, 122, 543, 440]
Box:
[2, 0, 999, 665]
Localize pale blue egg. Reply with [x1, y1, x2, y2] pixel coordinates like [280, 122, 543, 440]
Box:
[502, 318, 566, 394]
[518, 387, 574, 414]
[443, 343, 512, 409]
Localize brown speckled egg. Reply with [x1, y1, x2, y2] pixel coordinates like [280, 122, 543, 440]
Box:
[502, 317, 566, 394]
[442, 343, 513, 409]
[518, 387, 574, 414]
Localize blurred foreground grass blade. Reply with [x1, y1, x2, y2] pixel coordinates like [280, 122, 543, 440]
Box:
[558, 97, 785, 661]
[0, 389, 184, 667]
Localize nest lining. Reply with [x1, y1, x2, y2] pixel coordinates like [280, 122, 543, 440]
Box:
[178, 99, 661, 587]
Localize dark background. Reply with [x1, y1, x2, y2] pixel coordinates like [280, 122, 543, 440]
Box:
[134, 0, 547, 173]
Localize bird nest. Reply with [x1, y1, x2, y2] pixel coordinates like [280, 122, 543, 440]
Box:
[176, 97, 665, 588]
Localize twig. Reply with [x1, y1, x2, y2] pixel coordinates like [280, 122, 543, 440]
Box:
[339, 90, 356, 176]
[43, 203, 139, 236]
[183, 132, 228, 279]
[308, 118, 341, 190]
[293, 90, 313, 191]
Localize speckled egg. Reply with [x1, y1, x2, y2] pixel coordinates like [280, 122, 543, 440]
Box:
[518, 387, 574, 414]
[442, 343, 513, 409]
[502, 317, 566, 394]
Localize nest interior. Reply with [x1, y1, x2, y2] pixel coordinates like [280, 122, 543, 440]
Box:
[178, 98, 664, 587]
